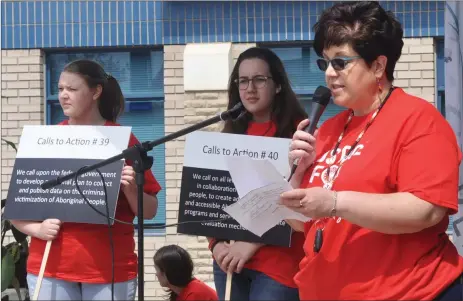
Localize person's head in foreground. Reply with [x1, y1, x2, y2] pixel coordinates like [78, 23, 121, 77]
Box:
[280, 1, 463, 301]
[154, 245, 218, 301]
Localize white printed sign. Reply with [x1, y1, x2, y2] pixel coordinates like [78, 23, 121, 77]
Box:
[183, 131, 291, 177]
[177, 131, 294, 247]
[3, 125, 131, 225]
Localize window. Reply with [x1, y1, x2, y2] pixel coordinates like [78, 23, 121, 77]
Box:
[267, 44, 345, 124]
[45, 49, 166, 234]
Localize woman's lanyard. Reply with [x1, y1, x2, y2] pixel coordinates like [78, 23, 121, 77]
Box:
[313, 86, 395, 253]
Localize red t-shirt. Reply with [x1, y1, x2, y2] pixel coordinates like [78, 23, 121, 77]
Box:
[295, 88, 463, 300]
[27, 120, 162, 283]
[239, 120, 305, 288]
[177, 278, 218, 301]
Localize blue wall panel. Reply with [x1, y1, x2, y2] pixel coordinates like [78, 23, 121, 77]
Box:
[1, 1, 445, 49]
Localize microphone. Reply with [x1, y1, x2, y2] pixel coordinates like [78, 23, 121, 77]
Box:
[221, 102, 246, 121]
[287, 86, 332, 181]
[304, 86, 332, 135]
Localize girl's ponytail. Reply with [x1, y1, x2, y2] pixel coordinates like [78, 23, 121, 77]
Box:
[99, 74, 125, 122]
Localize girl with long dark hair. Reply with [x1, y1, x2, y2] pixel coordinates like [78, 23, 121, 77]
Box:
[208, 46, 308, 301]
[154, 245, 218, 301]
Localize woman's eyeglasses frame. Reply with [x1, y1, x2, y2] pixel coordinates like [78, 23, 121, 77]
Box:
[234, 75, 273, 90]
[316, 56, 361, 71]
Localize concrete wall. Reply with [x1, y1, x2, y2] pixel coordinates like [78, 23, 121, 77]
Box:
[0, 37, 440, 299]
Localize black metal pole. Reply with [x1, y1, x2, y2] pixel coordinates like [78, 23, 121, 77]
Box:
[41, 102, 245, 301]
[136, 163, 145, 300]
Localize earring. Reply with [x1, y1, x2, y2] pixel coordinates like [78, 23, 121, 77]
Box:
[376, 78, 383, 92]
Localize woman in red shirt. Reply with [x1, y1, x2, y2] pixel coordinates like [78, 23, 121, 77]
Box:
[11, 59, 161, 300]
[280, 2, 463, 300]
[207, 47, 308, 300]
[154, 244, 218, 301]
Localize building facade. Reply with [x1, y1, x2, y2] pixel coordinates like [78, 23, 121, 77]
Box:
[1, 1, 448, 299]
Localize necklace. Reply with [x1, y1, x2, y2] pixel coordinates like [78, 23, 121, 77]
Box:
[313, 86, 395, 253]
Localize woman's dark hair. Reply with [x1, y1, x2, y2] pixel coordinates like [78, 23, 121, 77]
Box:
[63, 59, 124, 122]
[313, 1, 404, 82]
[222, 47, 308, 138]
[154, 245, 194, 301]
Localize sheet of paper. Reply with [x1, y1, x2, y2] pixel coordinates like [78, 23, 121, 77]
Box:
[223, 157, 310, 237]
[225, 156, 286, 198]
[223, 182, 310, 237]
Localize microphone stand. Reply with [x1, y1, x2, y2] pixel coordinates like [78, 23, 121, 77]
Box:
[41, 102, 246, 301]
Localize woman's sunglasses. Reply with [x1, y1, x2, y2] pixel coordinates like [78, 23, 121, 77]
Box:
[316, 56, 361, 71]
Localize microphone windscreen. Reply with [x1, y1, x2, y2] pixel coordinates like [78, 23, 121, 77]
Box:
[312, 86, 332, 106]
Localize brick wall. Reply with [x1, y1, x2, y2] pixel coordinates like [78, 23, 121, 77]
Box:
[163, 44, 187, 232]
[142, 44, 217, 300]
[393, 37, 436, 103]
[139, 45, 193, 300]
[1, 49, 44, 201]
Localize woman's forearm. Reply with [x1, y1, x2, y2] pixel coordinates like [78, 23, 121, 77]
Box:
[336, 191, 447, 234]
[126, 192, 158, 219]
[10, 220, 41, 238]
